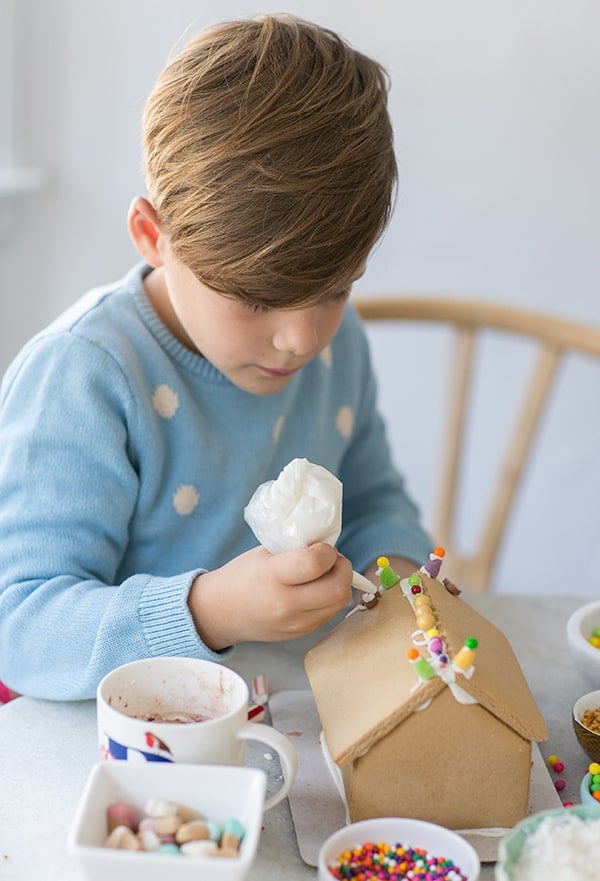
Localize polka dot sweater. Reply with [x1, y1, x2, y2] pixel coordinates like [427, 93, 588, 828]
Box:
[0, 263, 431, 699]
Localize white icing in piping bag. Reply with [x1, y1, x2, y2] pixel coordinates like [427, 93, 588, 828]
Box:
[244, 458, 378, 594]
[244, 458, 342, 554]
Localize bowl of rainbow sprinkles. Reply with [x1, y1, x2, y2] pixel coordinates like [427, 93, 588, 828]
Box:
[318, 816, 480, 881]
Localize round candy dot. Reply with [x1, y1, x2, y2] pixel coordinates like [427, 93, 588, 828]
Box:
[554, 778, 566, 791]
[416, 612, 435, 630]
[547, 754, 559, 765]
[407, 648, 419, 660]
[589, 762, 600, 775]
[552, 761, 565, 773]
[564, 801, 574, 807]
[464, 637, 478, 649]
[594, 792, 600, 802]
[410, 585, 422, 595]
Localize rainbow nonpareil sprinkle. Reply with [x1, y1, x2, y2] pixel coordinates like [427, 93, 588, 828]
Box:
[327, 840, 468, 880]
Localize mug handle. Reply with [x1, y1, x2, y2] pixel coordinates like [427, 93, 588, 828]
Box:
[236, 721, 298, 811]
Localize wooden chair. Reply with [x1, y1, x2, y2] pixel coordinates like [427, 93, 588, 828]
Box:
[354, 297, 600, 593]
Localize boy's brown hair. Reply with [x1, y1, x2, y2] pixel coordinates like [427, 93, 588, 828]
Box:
[143, 14, 396, 308]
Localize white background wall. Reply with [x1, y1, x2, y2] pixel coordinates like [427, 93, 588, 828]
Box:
[2, 0, 599, 594]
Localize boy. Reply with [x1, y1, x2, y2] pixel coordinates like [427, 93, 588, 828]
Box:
[0, 14, 431, 700]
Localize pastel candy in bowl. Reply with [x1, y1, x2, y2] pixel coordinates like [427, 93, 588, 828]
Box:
[67, 761, 266, 881]
[566, 600, 600, 690]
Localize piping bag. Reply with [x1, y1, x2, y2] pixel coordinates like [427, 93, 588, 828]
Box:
[243, 458, 376, 593]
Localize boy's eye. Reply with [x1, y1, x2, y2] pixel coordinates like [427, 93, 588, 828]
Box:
[241, 288, 350, 314]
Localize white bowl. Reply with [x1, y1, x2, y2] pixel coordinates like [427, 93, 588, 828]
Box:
[566, 600, 600, 689]
[317, 817, 480, 881]
[67, 762, 266, 881]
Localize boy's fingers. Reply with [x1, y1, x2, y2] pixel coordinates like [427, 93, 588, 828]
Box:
[268, 542, 342, 586]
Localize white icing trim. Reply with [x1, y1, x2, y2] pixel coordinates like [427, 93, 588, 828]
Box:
[448, 682, 478, 704]
[320, 731, 350, 823]
[452, 663, 475, 678]
[344, 603, 366, 619]
[400, 576, 418, 608]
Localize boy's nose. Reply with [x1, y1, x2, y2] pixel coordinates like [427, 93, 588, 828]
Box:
[272, 308, 319, 356]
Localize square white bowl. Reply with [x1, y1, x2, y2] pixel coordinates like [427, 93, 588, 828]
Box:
[67, 762, 266, 881]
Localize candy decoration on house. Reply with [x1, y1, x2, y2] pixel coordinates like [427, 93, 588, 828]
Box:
[420, 546, 446, 579]
[376, 549, 480, 702]
[414, 597, 436, 633]
[350, 568, 384, 611]
[452, 637, 478, 677]
[407, 647, 436, 682]
[426, 628, 444, 658]
[407, 647, 437, 704]
[376, 556, 400, 589]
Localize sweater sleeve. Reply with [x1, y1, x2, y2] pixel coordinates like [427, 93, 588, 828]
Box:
[336, 308, 433, 572]
[0, 334, 231, 701]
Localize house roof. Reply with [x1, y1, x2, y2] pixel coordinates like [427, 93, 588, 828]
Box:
[304, 572, 548, 766]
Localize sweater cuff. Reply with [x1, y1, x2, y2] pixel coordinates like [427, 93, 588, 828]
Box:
[138, 570, 234, 662]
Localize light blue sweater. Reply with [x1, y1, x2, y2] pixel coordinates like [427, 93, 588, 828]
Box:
[0, 263, 431, 699]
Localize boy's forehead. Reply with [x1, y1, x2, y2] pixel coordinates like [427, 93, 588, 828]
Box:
[214, 262, 366, 304]
[284, 263, 367, 307]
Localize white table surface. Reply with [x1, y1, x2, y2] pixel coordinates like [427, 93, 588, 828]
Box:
[0, 594, 592, 880]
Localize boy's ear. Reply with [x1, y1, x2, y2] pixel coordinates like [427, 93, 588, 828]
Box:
[128, 196, 164, 267]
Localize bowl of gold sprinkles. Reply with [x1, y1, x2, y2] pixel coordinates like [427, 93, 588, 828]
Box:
[573, 689, 600, 762]
[495, 805, 600, 881]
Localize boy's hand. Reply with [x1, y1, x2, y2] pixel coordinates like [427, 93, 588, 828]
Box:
[187, 543, 353, 650]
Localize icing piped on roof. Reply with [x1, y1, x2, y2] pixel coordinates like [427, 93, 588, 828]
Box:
[304, 571, 547, 767]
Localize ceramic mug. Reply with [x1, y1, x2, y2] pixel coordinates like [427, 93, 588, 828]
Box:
[97, 657, 297, 810]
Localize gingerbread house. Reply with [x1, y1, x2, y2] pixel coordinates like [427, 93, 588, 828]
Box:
[304, 564, 547, 830]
